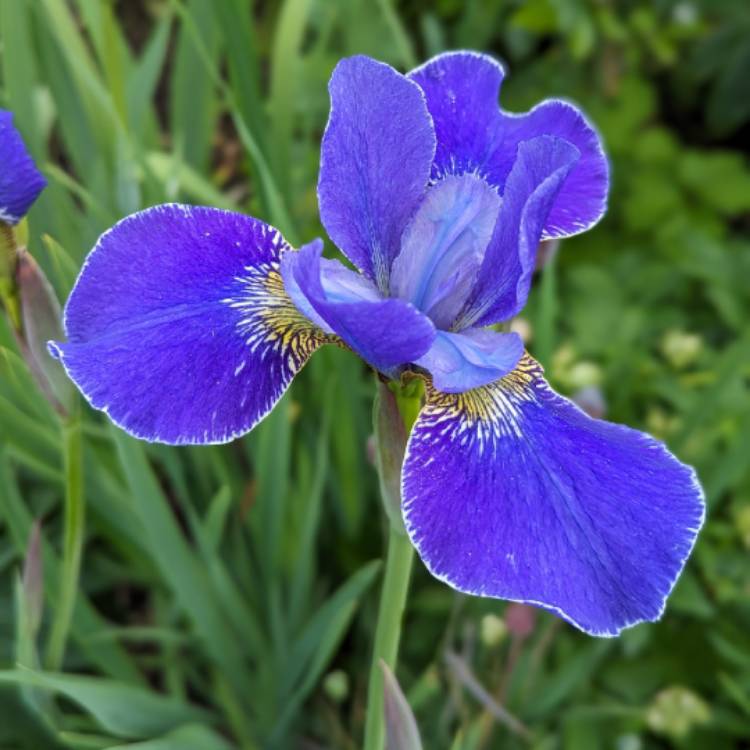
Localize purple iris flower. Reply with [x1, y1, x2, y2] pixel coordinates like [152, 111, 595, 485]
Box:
[0, 110, 47, 225]
[49, 53, 704, 636]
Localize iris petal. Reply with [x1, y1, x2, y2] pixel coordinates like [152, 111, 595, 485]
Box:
[318, 55, 436, 288]
[390, 174, 500, 329]
[49, 205, 326, 445]
[409, 51, 609, 239]
[280, 242, 435, 373]
[415, 329, 523, 393]
[0, 110, 47, 224]
[402, 354, 705, 636]
[458, 136, 579, 329]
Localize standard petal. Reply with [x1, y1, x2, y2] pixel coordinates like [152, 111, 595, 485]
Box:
[280, 241, 435, 373]
[402, 354, 705, 637]
[498, 100, 609, 239]
[49, 205, 326, 444]
[318, 55, 436, 288]
[457, 136, 579, 329]
[0, 110, 47, 224]
[415, 329, 523, 393]
[409, 52, 609, 239]
[408, 52, 506, 183]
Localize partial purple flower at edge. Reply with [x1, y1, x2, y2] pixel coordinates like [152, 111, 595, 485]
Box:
[49, 51, 704, 637]
[0, 110, 47, 225]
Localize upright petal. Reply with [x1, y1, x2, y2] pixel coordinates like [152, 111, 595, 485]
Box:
[415, 329, 523, 393]
[0, 110, 47, 225]
[408, 52, 506, 184]
[409, 52, 609, 239]
[49, 205, 326, 444]
[402, 355, 705, 636]
[318, 56, 436, 288]
[281, 242, 435, 374]
[457, 136, 579, 329]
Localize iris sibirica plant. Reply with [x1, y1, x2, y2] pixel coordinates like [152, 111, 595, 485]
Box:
[50, 51, 703, 667]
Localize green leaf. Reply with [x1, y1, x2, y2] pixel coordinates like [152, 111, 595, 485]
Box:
[106, 724, 235, 750]
[0, 669, 212, 739]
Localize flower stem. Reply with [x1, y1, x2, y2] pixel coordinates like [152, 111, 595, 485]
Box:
[363, 526, 414, 750]
[45, 407, 84, 670]
[364, 382, 422, 750]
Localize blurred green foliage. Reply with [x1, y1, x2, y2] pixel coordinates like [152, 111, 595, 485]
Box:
[1, 0, 749, 748]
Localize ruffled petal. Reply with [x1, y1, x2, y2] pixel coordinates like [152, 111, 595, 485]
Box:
[402, 354, 705, 636]
[0, 110, 47, 224]
[415, 329, 523, 393]
[409, 52, 609, 239]
[318, 55, 436, 288]
[280, 241, 435, 374]
[408, 52, 506, 184]
[49, 205, 326, 444]
[458, 136, 579, 328]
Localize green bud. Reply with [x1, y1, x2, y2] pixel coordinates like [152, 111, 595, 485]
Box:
[566, 361, 603, 390]
[323, 670, 349, 703]
[661, 329, 703, 370]
[734, 501, 750, 549]
[646, 686, 710, 739]
[480, 613, 508, 648]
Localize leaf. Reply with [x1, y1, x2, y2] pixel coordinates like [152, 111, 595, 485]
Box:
[0, 669, 212, 739]
[110, 429, 251, 695]
[271, 560, 381, 741]
[106, 724, 235, 750]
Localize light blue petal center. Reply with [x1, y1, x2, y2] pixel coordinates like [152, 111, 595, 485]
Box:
[390, 173, 500, 329]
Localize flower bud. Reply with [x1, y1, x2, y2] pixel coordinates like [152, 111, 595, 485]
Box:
[481, 613, 508, 647]
[373, 380, 409, 533]
[661, 329, 702, 370]
[14, 248, 74, 415]
[22, 520, 44, 636]
[323, 670, 349, 703]
[505, 602, 536, 639]
[566, 361, 603, 390]
[509, 317, 533, 344]
[646, 686, 709, 739]
[572, 385, 607, 419]
[733, 501, 750, 549]
[381, 660, 423, 750]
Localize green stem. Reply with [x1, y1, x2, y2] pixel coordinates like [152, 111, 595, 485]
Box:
[364, 386, 421, 750]
[363, 527, 415, 750]
[45, 408, 84, 670]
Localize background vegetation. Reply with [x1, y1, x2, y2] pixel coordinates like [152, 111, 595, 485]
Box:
[1, 0, 749, 748]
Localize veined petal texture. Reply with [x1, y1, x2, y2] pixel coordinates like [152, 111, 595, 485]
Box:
[50, 205, 326, 444]
[415, 328, 523, 393]
[281, 241, 435, 373]
[402, 355, 705, 636]
[459, 136, 580, 328]
[0, 110, 47, 225]
[318, 55, 436, 288]
[409, 51, 609, 240]
[390, 174, 500, 329]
